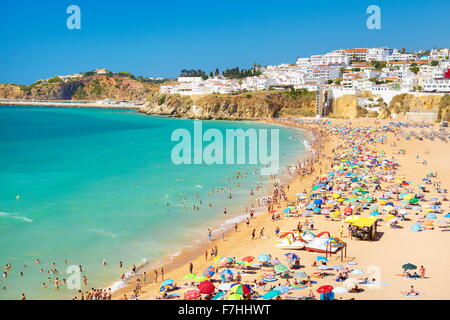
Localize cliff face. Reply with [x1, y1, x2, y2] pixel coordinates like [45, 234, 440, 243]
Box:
[388, 93, 449, 121]
[140, 91, 316, 120]
[0, 76, 158, 102]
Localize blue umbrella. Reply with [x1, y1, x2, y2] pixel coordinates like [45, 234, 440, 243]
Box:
[332, 265, 345, 270]
[370, 212, 381, 216]
[221, 269, 234, 275]
[426, 213, 437, 219]
[161, 279, 174, 286]
[283, 207, 291, 213]
[444, 214, 450, 218]
[284, 253, 299, 260]
[258, 254, 271, 262]
[314, 199, 323, 205]
[316, 256, 328, 262]
[410, 224, 422, 232]
[263, 290, 282, 300]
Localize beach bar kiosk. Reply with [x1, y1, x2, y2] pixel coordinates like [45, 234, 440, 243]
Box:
[345, 217, 378, 241]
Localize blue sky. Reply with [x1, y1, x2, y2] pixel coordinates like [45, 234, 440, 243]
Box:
[0, 0, 448, 84]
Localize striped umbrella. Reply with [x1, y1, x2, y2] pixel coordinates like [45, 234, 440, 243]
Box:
[229, 283, 252, 295]
[203, 266, 216, 278]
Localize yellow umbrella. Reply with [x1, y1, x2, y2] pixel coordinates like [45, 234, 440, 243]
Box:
[332, 194, 340, 199]
[227, 293, 243, 300]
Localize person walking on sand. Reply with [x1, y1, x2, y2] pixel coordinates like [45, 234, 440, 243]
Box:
[339, 225, 344, 238]
[251, 229, 256, 240]
[161, 268, 164, 281]
[189, 262, 194, 274]
[154, 269, 158, 283]
[221, 229, 225, 240]
[208, 228, 212, 241]
[246, 218, 250, 227]
[205, 250, 208, 261]
[259, 227, 265, 238]
[234, 223, 238, 232]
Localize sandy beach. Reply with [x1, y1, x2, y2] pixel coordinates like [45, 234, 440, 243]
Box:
[78, 117, 449, 301]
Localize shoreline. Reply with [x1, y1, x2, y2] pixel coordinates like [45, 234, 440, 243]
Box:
[103, 121, 319, 299]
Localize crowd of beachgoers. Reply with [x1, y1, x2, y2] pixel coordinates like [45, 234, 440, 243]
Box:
[3, 117, 449, 300]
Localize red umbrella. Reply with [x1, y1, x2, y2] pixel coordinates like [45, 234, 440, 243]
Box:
[269, 210, 277, 214]
[198, 280, 215, 294]
[242, 256, 254, 262]
[184, 289, 200, 300]
[344, 207, 353, 213]
[316, 285, 334, 294]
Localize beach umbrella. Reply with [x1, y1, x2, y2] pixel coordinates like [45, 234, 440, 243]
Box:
[161, 279, 174, 286]
[410, 198, 419, 204]
[274, 286, 291, 294]
[263, 290, 282, 300]
[184, 289, 200, 300]
[426, 213, 437, 219]
[221, 269, 234, 275]
[317, 265, 330, 270]
[203, 266, 216, 278]
[262, 275, 278, 282]
[237, 261, 252, 267]
[284, 253, 299, 261]
[370, 212, 381, 216]
[332, 287, 348, 294]
[402, 263, 417, 271]
[241, 256, 254, 262]
[350, 269, 364, 275]
[294, 272, 308, 278]
[227, 293, 243, 300]
[258, 254, 271, 262]
[316, 256, 328, 262]
[444, 214, 450, 218]
[343, 278, 359, 288]
[218, 283, 232, 291]
[410, 224, 422, 232]
[212, 292, 225, 300]
[317, 285, 333, 294]
[332, 265, 345, 270]
[274, 264, 288, 272]
[269, 258, 281, 265]
[198, 280, 215, 294]
[221, 257, 234, 264]
[314, 199, 323, 205]
[183, 273, 197, 280]
[194, 276, 209, 282]
[230, 283, 252, 295]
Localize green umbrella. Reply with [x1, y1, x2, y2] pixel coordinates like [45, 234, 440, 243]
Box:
[410, 198, 419, 204]
[402, 263, 417, 270]
[194, 276, 209, 282]
[274, 264, 288, 272]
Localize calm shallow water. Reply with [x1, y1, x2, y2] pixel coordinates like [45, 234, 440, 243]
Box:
[0, 106, 308, 299]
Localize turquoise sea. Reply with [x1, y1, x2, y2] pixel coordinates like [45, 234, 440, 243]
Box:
[0, 106, 308, 299]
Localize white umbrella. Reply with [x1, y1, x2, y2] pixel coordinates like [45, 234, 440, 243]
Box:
[332, 287, 348, 294]
[218, 283, 232, 291]
[343, 278, 359, 289]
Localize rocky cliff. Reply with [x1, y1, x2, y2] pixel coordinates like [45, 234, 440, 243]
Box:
[140, 90, 316, 120]
[388, 93, 449, 121]
[0, 76, 159, 102]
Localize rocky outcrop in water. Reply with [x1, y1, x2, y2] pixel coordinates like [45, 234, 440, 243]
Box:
[140, 91, 316, 120]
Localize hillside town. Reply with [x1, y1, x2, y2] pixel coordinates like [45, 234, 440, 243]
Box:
[160, 47, 450, 101]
